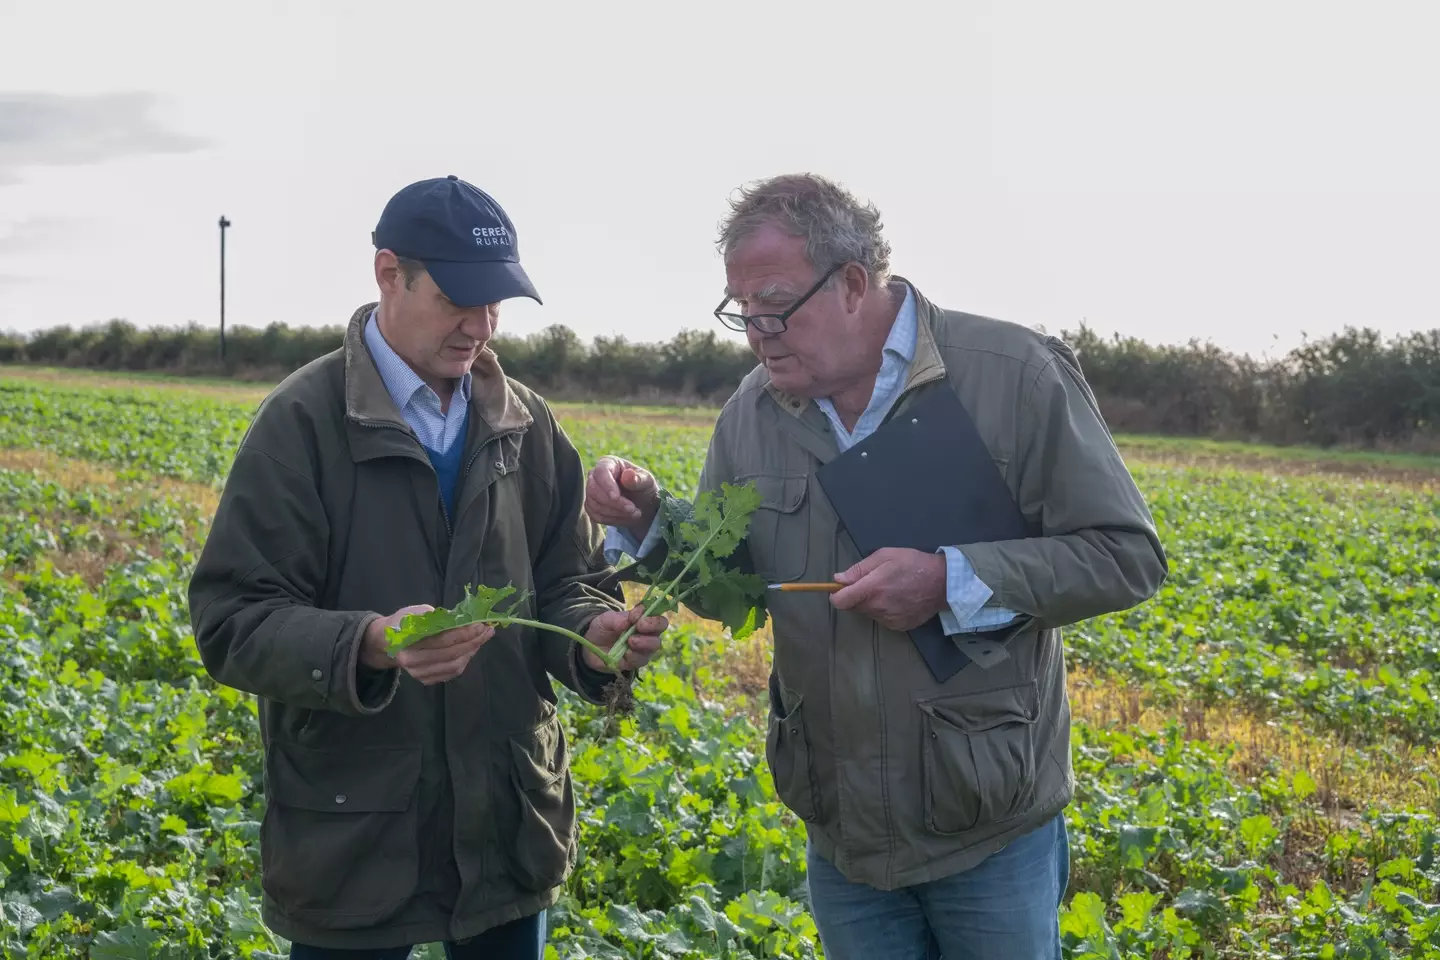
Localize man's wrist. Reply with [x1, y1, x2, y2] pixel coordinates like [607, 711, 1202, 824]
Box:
[628, 503, 661, 544]
[348, 613, 399, 714]
[925, 551, 949, 617]
[577, 610, 616, 673]
[357, 618, 390, 672]
[576, 641, 612, 679]
[572, 627, 627, 704]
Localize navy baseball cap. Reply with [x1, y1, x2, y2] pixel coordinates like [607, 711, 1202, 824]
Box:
[372, 175, 541, 307]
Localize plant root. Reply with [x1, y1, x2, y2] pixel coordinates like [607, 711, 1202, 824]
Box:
[602, 673, 636, 716]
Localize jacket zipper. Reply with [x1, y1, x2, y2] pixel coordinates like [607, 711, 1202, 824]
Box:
[448, 426, 523, 547]
[353, 417, 456, 548]
[354, 415, 530, 906]
[353, 418, 526, 571]
[354, 416, 457, 894]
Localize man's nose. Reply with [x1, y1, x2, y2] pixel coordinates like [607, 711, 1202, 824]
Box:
[747, 325, 779, 347]
[461, 306, 497, 340]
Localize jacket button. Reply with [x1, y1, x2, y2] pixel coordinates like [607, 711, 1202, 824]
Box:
[494, 460, 505, 472]
[311, 669, 323, 681]
[335, 794, 347, 804]
[789, 727, 798, 735]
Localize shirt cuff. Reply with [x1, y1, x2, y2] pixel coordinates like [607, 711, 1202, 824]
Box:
[937, 545, 1022, 635]
[603, 514, 664, 566]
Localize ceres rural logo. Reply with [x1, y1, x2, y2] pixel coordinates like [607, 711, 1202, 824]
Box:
[473, 225, 511, 247]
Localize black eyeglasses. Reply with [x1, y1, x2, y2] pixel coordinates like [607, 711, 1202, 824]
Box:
[713, 262, 844, 335]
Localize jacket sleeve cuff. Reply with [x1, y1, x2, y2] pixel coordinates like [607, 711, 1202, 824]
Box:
[572, 644, 613, 702]
[340, 612, 399, 715]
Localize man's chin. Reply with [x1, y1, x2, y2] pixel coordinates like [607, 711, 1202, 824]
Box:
[766, 370, 817, 396]
[437, 353, 479, 376]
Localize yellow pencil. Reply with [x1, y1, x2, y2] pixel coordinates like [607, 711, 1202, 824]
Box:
[768, 582, 843, 593]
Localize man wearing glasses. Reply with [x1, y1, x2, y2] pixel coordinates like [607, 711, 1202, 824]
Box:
[584, 173, 1166, 959]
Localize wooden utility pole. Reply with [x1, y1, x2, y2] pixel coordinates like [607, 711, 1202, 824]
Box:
[218, 215, 231, 360]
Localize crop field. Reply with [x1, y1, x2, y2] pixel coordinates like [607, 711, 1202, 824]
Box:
[1, 369, 1438, 959]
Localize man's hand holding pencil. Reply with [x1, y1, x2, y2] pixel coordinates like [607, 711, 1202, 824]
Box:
[769, 546, 948, 632]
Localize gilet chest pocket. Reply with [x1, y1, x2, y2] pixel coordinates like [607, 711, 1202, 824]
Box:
[741, 474, 809, 584]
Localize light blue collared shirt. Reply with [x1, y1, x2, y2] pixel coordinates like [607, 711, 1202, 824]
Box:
[363, 308, 472, 454]
[603, 286, 1020, 635]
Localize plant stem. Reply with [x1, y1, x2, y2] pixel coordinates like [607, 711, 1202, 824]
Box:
[502, 617, 614, 667]
[672, 581, 703, 606]
[603, 560, 713, 671]
[602, 592, 671, 671]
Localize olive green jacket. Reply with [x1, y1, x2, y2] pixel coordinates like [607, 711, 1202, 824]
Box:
[694, 280, 1167, 889]
[187, 304, 625, 948]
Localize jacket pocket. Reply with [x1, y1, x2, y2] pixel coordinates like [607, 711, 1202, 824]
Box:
[504, 711, 576, 892]
[739, 474, 809, 583]
[918, 681, 1039, 835]
[765, 674, 819, 821]
[261, 742, 422, 928]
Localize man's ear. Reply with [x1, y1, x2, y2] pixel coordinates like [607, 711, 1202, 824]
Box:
[840, 261, 869, 312]
[375, 249, 403, 297]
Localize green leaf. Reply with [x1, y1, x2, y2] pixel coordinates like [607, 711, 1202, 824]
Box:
[0, 900, 43, 937]
[1118, 823, 1161, 868]
[686, 894, 718, 934]
[1239, 814, 1279, 853]
[91, 926, 161, 960]
[1172, 887, 1224, 922]
[629, 481, 768, 640]
[705, 482, 761, 560]
[1116, 891, 1160, 931]
[385, 583, 527, 654]
[1059, 891, 1110, 940]
[1375, 857, 1414, 880]
[165, 765, 245, 805]
[2, 749, 66, 791]
[31, 886, 84, 921]
[1306, 879, 1335, 910]
[0, 787, 30, 825]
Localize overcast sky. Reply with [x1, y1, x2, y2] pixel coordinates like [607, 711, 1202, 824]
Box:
[1, 0, 1436, 357]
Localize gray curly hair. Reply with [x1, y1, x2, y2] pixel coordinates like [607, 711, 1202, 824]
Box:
[717, 173, 893, 287]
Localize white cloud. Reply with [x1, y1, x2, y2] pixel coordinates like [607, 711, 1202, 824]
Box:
[0, 91, 208, 186]
[0, 215, 86, 253]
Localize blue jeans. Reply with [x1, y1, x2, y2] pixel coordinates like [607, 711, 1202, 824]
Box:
[288, 909, 545, 960]
[805, 815, 1069, 960]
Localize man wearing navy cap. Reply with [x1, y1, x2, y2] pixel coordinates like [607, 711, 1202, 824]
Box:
[188, 176, 667, 957]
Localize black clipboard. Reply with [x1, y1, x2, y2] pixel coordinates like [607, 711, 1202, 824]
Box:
[815, 384, 1030, 682]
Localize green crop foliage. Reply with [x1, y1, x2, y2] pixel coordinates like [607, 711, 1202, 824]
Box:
[2, 377, 1439, 958]
[1067, 469, 1440, 744]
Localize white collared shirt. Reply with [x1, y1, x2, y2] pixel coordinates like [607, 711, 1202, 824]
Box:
[363, 308, 471, 454]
